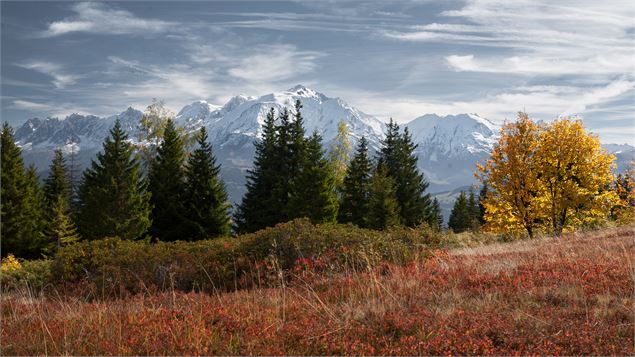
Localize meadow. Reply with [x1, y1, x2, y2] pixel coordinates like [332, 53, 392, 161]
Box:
[1, 223, 633, 355]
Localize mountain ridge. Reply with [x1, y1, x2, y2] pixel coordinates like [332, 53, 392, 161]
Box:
[10, 85, 635, 216]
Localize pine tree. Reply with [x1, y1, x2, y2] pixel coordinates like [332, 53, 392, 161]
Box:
[467, 190, 481, 230]
[148, 119, 189, 241]
[448, 191, 472, 233]
[478, 184, 488, 225]
[43, 149, 79, 250]
[338, 137, 372, 227]
[21, 167, 47, 256]
[234, 108, 280, 233]
[367, 164, 400, 230]
[77, 119, 151, 240]
[271, 107, 294, 220]
[430, 198, 444, 230]
[1, 122, 46, 258]
[184, 127, 231, 239]
[288, 132, 338, 223]
[378, 119, 432, 227]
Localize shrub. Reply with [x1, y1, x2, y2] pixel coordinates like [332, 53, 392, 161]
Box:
[0, 258, 53, 291]
[50, 219, 438, 298]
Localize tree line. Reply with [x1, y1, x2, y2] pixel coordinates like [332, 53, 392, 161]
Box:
[1, 100, 442, 258]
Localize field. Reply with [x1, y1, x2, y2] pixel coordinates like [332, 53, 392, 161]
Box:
[2, 225, 634, 355]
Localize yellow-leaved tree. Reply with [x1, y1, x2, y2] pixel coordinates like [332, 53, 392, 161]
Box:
[476, 112, 543, 237]
[535, 119, 618, 235]
[478, 113, 619, 237]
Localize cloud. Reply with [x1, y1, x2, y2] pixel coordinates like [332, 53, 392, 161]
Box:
[228, 45, 322, 82]
[386, 0, 634, 77]
[42, 2, 175, 37]
[344, 79, 634, 125]
[12, 100, 53, 111]
[446, 54, 633, 76]
[17, 61, 80, 88]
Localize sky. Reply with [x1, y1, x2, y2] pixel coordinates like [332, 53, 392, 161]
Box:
[1, 0, 634, 144]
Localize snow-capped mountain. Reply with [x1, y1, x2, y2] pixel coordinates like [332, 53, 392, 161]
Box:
[11, 85, 634, 209]
[13, 85, 386, 203]
[405, 113, 500, 191]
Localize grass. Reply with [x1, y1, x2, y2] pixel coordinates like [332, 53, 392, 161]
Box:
[2, 225, 633, 355]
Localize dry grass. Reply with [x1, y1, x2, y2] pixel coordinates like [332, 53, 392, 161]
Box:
[2, 225, 633, 355]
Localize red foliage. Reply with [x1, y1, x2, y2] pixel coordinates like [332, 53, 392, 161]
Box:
[2, 226, 633, 355]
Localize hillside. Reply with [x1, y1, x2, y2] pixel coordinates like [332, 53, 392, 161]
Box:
[2, 225, 633, 355]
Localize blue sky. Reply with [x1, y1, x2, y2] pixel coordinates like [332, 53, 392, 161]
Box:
[2, 1, 634, 144]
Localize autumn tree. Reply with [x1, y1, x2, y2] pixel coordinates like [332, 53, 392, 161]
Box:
[534, 119, 618, 235]
[477, 113, 543, 237]
[478, 114, 618, 236]
[328, 120, 352, 191]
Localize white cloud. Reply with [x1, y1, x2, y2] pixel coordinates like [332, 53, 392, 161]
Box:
[228, 45, 321, 82]
[343, 79, 634, 126]
[387, 0, 634, 77]
[17, 61, 80, 88]
[12, 100, 52, 111]
[42, 2, 175, 37]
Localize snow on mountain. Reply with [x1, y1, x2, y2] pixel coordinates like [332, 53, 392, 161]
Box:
[11, 85, 634, 207]
[405, 113, 500, 192]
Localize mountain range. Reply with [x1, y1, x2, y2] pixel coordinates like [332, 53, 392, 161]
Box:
[11, 85, 635, 221]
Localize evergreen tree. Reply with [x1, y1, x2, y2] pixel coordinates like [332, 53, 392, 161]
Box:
[271, 107, 294, 220]
[448, 191, 472, 233]
[43, 149, 79, 250]
[45, 196, 79, 252]
[478, 183, 488, 225]
[430, 198, 444, 230]
[234, 108, 280, 233]
[378, 120, 432, 227]
[467, 189, 481, 230]
[21, 167, 47, 256]
[148, 119, 188, 241]
[77, 119, 151, 240]
[288, 132, 338, 223]
[338, 137, 372, 227]
[184, 127, 231, 239]
[367, 164, 400, 230]
[1, 122, 46, 258]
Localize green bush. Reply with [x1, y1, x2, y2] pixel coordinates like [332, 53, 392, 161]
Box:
[51, 219, 438, 297]
[0, 259, 53, 291]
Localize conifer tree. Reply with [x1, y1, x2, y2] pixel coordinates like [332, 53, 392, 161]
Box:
[478, 184, 488, 225]
[448, 191, 472, 233]
[43, 149, 79, 250]
[367, 164, 400, 230]
[77, 119, 151, 240]
[378, 119, 432, 227]
[430, 198, 444, 230]
[288, 132, 338, 223]
[21, 167, 47, 256]
[184, 127, 231, 239]
[1, 122, 46, 258]
[235, 108, 280, 233]
[338, 137, 372, 227]
[271, 107, 294, 219]
[467, 190, 481, 230]
[148, 119, 188, 241]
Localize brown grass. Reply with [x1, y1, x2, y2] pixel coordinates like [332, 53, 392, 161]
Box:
[2, 225, 633, 355]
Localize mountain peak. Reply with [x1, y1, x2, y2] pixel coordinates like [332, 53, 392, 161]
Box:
[285, 84, 325, 100]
